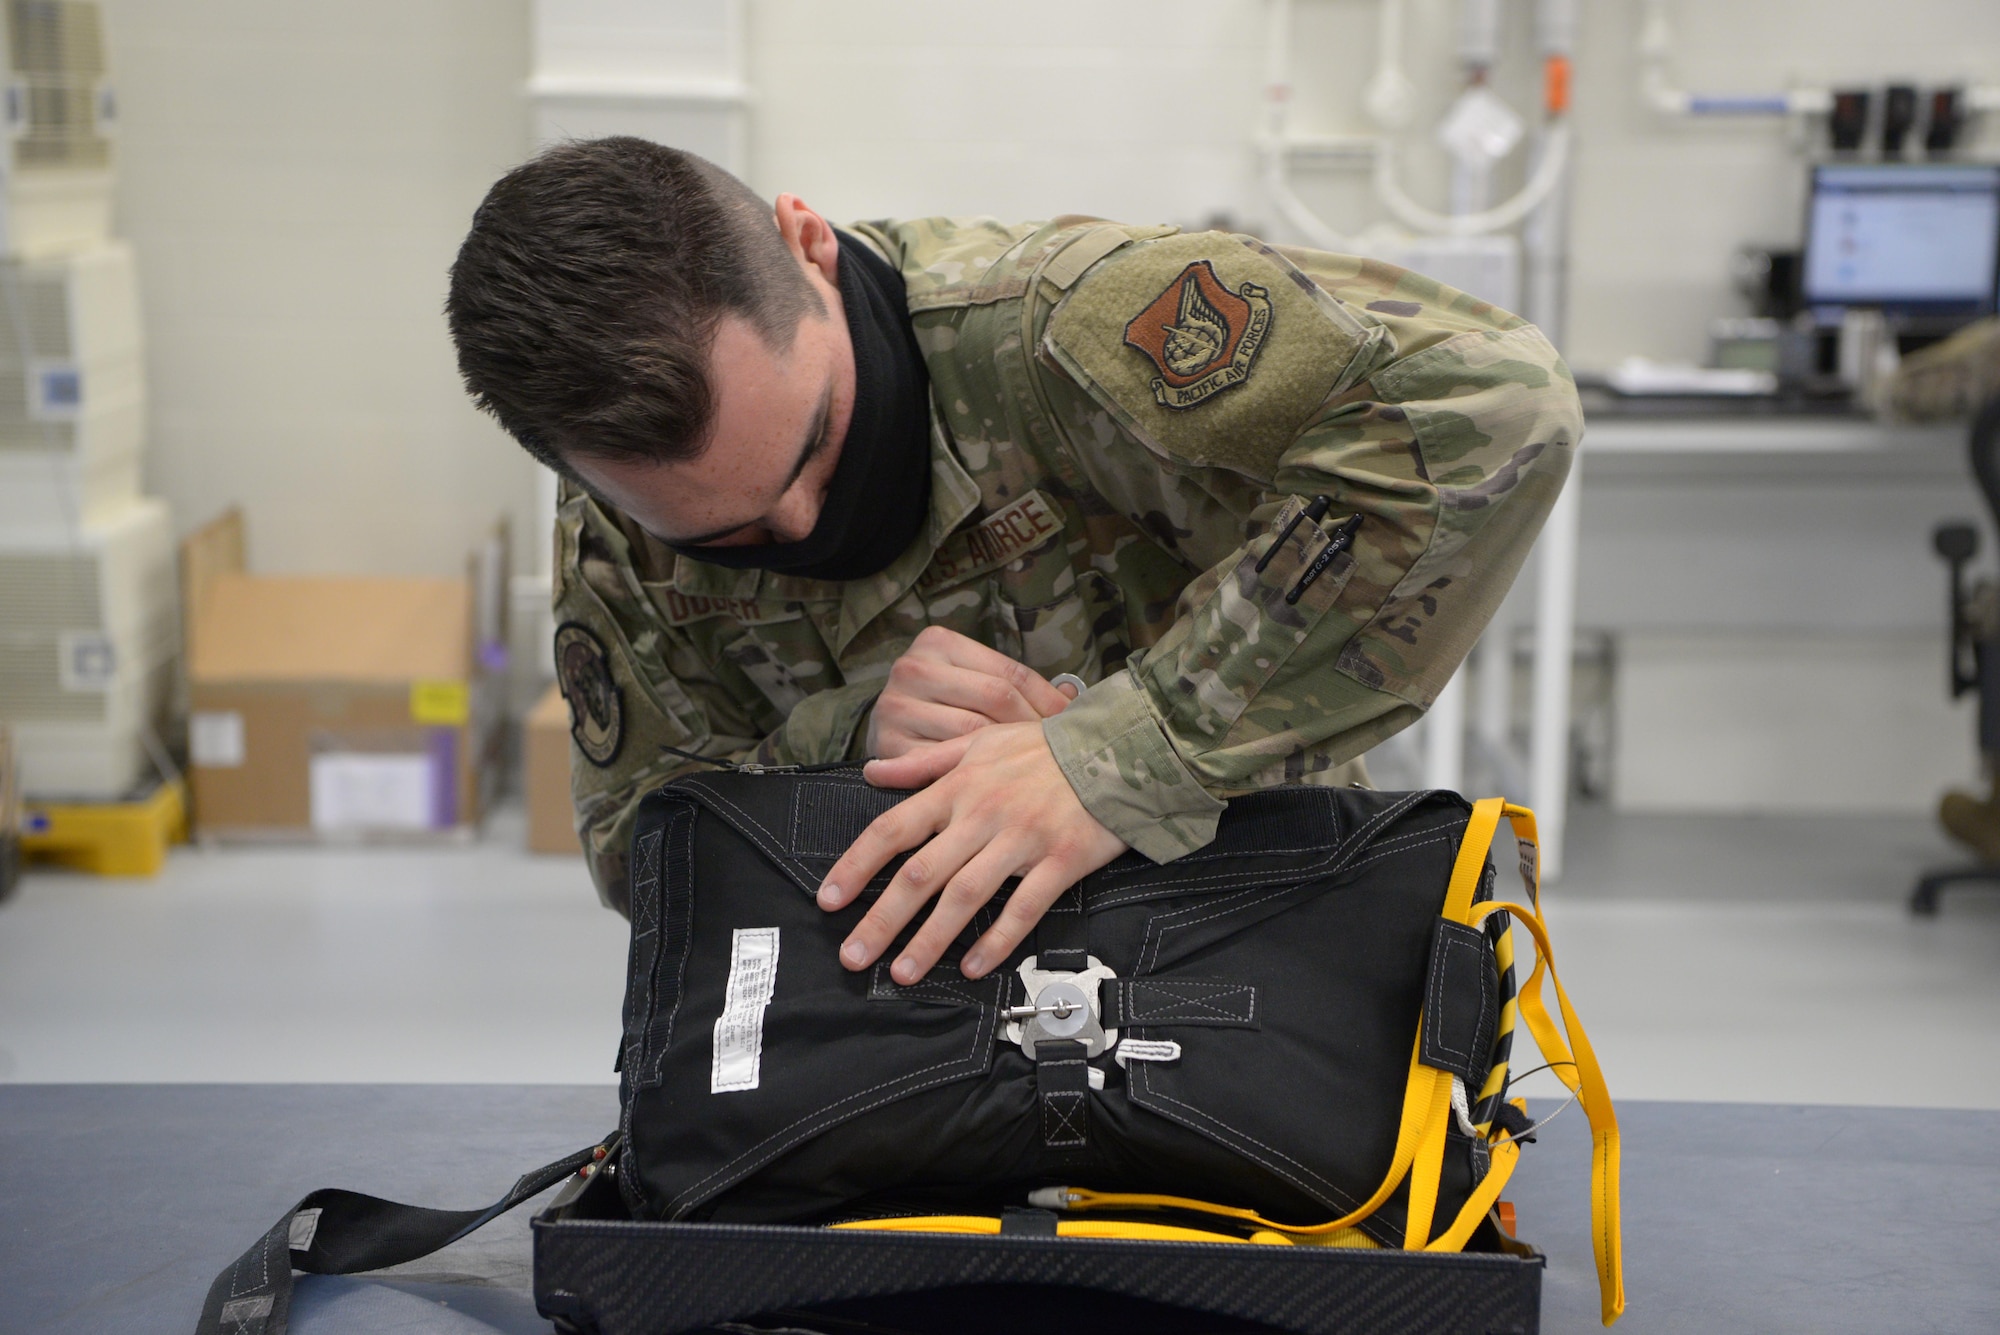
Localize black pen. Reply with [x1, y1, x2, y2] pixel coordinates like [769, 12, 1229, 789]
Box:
[1255, 494, 1333, 573]
[1285, 513, 1363, 605]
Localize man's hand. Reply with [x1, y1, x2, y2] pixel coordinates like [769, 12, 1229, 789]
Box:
[865, 625, 1076, 761]
[817, 721, 1128, 984]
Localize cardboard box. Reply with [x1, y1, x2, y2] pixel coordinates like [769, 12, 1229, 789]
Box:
[525, 682, 579, 855]
[187, 573, 489, 838]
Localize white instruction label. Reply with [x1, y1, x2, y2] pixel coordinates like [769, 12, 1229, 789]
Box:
[710, 927, 780, 1093]
[189, 711, 246, 767]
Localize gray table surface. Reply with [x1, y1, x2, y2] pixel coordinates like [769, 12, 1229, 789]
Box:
[2, 1085, 1996, 1334]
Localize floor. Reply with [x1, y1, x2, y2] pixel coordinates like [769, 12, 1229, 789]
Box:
[4, 801, 1999, 1109]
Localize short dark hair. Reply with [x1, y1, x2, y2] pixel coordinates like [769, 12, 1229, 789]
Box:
[445, 137, 824, 476]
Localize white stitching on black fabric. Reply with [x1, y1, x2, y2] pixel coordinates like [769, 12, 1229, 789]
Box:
[1042, 1088, 1087, 1148]
[1123, 980, 1258, 1024]
[868, 964, 982, 1007]
[1086, 798, 1447, 912]
[645, 804, 700, 1088]
[1088, 790, 1337, 876]
[666, 978, 1003, 1214]
[1422, 925, 1494, 1078]
[1138, 882, 1306, 975]
[1426, 932, 1473, 1063]
[1131, 1062, 1368, 1215]
[1468, 931, 1495, 1078]
[678, 784, 810, 884]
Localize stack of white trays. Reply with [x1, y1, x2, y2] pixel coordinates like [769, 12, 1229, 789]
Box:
[0, 2, 174, 802]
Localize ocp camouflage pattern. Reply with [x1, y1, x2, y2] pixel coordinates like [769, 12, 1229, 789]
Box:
[552, 216, 1582, 912]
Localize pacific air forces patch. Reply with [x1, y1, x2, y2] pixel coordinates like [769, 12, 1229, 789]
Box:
[554, 621, 623, 768]
[1123, 260, 1271, 409]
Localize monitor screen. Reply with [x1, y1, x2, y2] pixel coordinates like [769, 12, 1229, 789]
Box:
[1802, 164, 2000, 315]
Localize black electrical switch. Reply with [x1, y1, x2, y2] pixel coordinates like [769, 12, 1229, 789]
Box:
[1925, 88, 1964, 156]
[1882, 85, 1917, 155]
[1830, 89, 1870, 153]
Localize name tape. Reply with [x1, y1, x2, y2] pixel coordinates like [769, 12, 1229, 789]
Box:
[919, 489, 1066, 595]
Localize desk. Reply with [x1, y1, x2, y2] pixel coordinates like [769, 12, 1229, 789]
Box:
[3, 1084, 1995, 1333]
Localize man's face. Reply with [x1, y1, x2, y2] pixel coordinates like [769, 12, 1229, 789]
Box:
[569, 308, 856, 549]
[566, 196, 856, 550]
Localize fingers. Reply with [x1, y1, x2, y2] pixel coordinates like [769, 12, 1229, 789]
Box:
[869, 697, 992, 758]
[863, 735, 972, 792]
[888, 651, 1056, 723]
[817, 783, 946, 916]
[963, 854, 1092, 978]
[910, 626, 1074, 719]
[839, 822, 994, 982]
[879, 841, 1023, 985]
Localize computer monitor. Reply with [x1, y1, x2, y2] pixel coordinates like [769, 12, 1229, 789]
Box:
[1801, 163, 2000, 320]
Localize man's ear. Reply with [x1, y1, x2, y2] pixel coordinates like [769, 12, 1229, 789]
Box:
[774, 194, 839, 287]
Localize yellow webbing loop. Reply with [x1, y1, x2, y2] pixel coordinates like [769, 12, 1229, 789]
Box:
[1030, 798, 1624, 1324]
[1469, 896, 1625, 1325]
[1400, 798, 1507, 1249]
[1444, 798, 1508, 923]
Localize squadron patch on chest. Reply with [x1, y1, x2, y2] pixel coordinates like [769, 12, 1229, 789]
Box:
[918, 489, 1066, 595]
[1122, 260, 1272, 410]
[554, 621, 623, 768]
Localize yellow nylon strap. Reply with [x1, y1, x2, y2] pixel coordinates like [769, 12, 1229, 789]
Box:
[1400, 797, 1507, 1247]
[1444, 797, 1507, 924]
[1058, 1042, 1449, 1237]
[1425, 1135, 1522, 1252]
[1400, 1062, 1455, 1247]
[827, 1216, 1282, 1245]
[1470, 898, 1625, 1326]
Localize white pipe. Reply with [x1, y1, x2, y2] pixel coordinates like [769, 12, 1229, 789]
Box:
[1639, 0, 1828, 117]
[1529, 459, 1581, 883]
[1374, 122, 1570, 237]
[1424, 668, 1468, 792]
[1458, 0, 1503, 72]
[1451, 158, 1494, 218]
[1364, 0, 1416, 130]
[1536, 0, 1578, 56]
[1475, 613, 1512, 757]
[1522, 123, 1570, 340]
[1262, 0, 1349, 250]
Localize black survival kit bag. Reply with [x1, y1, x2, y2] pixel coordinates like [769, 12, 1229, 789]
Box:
[200, 769, 1624, 1335]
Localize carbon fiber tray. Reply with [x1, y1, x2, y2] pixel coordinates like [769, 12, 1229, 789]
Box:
[532, 1176, 1542, 1335]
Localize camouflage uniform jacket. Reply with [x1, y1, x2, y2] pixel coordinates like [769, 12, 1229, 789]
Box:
[553, 217, 1582, 912]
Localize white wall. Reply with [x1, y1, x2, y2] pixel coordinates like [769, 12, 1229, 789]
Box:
[102, 0, 532, 578]
[748, 0, 2000, 370]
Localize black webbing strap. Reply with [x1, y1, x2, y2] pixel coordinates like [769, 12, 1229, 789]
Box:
[1035, 1038, 1090, 1153]
[1034, 885, 1089, 973]
[195, 1139, 607, 1335]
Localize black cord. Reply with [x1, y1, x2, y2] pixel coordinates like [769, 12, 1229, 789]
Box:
[659, 743, 738, 770]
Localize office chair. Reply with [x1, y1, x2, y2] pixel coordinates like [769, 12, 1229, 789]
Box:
[1913, 394, 2000, 914]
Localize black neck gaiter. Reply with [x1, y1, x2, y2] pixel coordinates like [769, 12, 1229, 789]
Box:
[671, 231, 933, 583]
